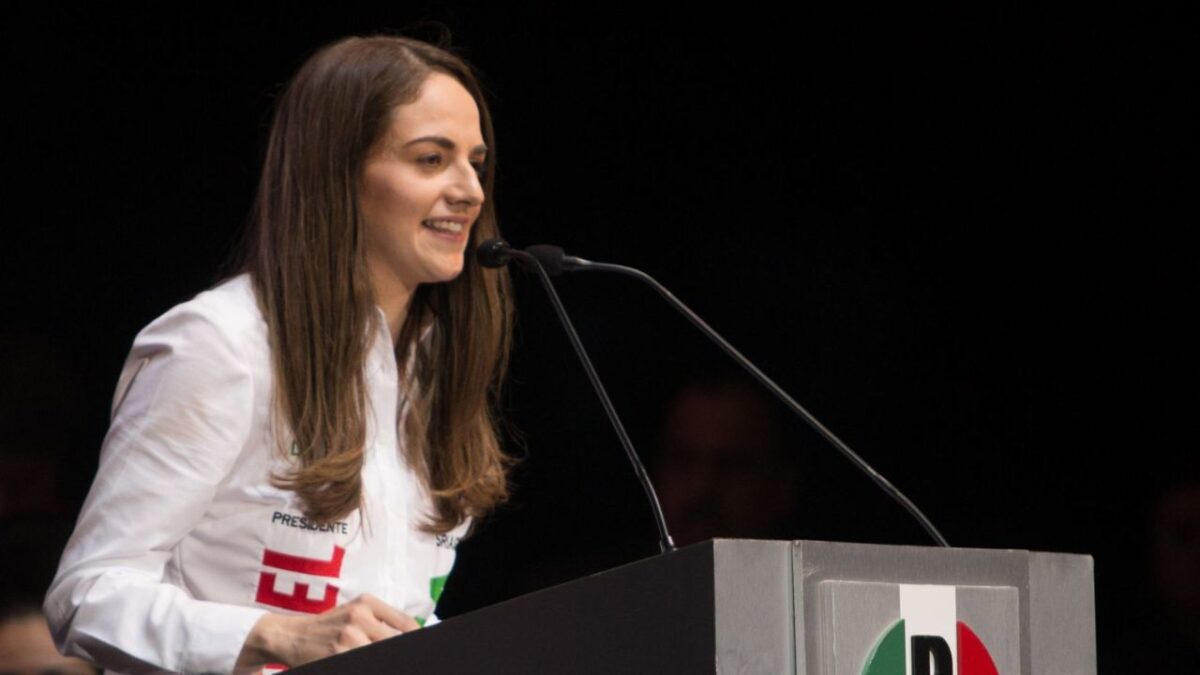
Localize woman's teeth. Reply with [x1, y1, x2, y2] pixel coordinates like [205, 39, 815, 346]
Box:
[423, 219, 464, 234]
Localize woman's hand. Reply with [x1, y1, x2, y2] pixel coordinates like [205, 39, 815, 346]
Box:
[236, 594, 420, 671]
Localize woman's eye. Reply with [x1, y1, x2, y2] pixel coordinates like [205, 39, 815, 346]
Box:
[418, 154, 443, 167]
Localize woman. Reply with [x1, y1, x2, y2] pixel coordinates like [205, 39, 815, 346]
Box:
[44, 35, 512, 673]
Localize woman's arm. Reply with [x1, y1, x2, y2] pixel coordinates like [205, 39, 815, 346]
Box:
[44, 297, 269, 674]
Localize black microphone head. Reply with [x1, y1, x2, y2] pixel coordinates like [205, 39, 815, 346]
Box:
[525, 245, 566, 276]
[477, 238, 513, 268]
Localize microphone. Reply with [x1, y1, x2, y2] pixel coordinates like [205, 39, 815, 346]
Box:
[476, 240, 586, 275]
[476, 238, 515, 269]
[509, 241, 951, 548]
[475, 239, 677, 553]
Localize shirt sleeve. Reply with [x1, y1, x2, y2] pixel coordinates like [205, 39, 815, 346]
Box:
[44, 300, 269, 675]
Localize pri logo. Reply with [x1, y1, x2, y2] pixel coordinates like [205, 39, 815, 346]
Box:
[860, 586, 1000, 675]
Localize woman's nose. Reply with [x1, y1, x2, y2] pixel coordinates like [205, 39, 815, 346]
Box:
[447, 162, 485, 207]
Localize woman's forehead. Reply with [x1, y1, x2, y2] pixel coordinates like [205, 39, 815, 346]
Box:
[387, 73, 483, 145]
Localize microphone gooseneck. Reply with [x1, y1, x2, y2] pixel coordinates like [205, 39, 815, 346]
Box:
[475, 239, 677, 554]
[519, 242, 951, 548]
[525, 245, 588, 275]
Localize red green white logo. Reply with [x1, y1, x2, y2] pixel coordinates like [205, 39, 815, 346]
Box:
[860, 585, 1000, 675]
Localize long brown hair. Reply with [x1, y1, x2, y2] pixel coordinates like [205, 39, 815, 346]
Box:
[239, 36, 512, 533]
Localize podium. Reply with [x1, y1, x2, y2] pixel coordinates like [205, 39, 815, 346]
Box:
[289, 539, 1095, 674]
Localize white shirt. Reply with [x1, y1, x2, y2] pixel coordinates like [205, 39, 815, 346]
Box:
[44, 275, 468, 675]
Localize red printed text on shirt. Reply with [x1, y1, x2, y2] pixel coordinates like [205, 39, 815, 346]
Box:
[255, 545, 345, 613]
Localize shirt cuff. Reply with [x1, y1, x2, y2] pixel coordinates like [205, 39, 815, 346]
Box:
[180, 601, 269, 675]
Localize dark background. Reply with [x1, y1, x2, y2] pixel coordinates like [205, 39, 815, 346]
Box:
[4, 5, 1196, 669]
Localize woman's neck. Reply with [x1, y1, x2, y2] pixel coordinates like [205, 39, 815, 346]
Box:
[373, 281, 413, 345]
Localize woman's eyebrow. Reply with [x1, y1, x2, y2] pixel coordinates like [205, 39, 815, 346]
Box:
[403, 135, 488, 155]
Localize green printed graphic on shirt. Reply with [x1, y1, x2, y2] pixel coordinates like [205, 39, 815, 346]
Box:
[413, 575, 449, 628]
[430, 575, 448, 603]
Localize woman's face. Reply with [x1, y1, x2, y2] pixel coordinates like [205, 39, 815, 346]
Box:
[359, 72, 487, 303]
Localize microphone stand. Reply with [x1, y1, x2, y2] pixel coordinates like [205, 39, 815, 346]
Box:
[501, 247, 677, 554]
[526, 246, 950, 548]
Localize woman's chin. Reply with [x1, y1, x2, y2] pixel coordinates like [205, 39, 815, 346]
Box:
[423, 261, 466, 285]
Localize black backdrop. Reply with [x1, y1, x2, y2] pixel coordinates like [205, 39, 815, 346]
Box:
[5, 5, 1196, 668]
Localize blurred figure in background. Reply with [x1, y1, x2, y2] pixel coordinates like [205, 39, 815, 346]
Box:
[0, 327, 82, 526]
[0, 329, 95, 673]
[1108, 474, 1200, 673]
[0, 604, 96, 675]
[651, 374, 802, 547]
[1147, 478, 1200, 668]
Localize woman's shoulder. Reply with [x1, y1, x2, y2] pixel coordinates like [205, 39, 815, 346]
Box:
[133, 274, 266, 354]
[112, 274, 268, 419]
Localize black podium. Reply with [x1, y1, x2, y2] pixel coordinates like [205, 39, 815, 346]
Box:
[289, 539, 1095, 674]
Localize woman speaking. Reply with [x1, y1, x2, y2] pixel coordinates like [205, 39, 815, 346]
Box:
[44, 35, 513, 673]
